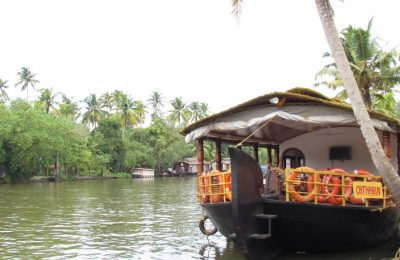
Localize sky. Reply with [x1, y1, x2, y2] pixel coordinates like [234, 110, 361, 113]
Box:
[0, 0, 399, 116]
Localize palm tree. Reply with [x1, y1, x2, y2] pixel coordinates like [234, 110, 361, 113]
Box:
[82, 94, 107, 128]
[315, 19, 400, 108]
[133, 100, 147, 126]
[231, 0, 400, 202]
[0, 79, 9, 101]
[117, 95, 136, 128]
[148, 91, 164, 118]
[373, 92, 400, 119]
[100, 92, 115, 114]
[189, 101, 201, 122]
[15, 67, 39, 101]
[314, 0, 400, 202]
[38, 88, 59, 114]
[59, 94, 80, 119]
[112, 90, 125, 110]
[168, 97, 190, 126]
[199, 102, 210, 119]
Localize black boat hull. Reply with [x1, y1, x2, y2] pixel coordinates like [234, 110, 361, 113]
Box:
[203, 200, 400, 252]
[202, 199, 400, 252]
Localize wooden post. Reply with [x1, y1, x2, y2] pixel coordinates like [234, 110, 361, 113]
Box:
[215, 139, 222, 171]
[382, 131, 391, 158]
[253, 143, 259, 163]
[274, 145, 280, 167]
[397, 133, 400, 176]
[267, 145, 272, 165]
[197, 139, 204, 176]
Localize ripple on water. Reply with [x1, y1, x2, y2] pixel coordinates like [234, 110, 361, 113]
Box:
[0, 178, 241, 259]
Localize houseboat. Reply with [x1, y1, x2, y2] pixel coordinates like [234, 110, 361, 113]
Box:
[131, 168, 155, 178]
[182, 88, 400, 258]
[173, 157, 210, 176]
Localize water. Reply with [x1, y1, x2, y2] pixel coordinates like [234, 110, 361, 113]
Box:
[0, 178, 397, 259]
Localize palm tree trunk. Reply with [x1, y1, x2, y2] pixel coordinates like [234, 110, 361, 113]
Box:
[315, 0, 400, 203]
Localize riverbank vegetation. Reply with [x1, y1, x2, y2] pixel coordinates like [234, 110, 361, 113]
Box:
[0, 75, 212, 183]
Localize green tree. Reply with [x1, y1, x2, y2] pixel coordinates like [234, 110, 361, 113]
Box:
[93, 118, 126, 172]
[315, 19, 400, 108]
[15, 67, 39, 102]
[82, 94, 107, 128]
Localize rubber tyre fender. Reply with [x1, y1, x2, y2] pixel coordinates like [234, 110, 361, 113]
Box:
[199, 215, 218, 236]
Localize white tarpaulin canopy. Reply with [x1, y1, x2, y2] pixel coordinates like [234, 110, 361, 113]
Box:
[184, 105, 396, 144]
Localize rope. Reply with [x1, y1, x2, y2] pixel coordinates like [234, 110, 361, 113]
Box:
[236, 117, 274, 148]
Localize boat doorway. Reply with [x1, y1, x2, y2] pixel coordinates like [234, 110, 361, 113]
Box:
[282, 148, 305, 169]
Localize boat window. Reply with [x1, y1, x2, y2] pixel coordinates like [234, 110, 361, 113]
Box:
[282, 148, 305, 169]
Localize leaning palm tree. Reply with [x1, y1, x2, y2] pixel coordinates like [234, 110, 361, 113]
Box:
[148, 91, 164, 118]
[38, 88, 59, 114]
[315, 19, 400, 108]
[168, 97, 190, 126]
[315, 0, 400, 202]
[82, 94, 107, 128]
[0, 79, 9, 101]
[15, 67, 39, 101]
[232, 0, 400, 202]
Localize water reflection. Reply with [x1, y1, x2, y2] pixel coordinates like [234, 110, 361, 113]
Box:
[0, 178, 397, 259]
[0, 178, 245, 259]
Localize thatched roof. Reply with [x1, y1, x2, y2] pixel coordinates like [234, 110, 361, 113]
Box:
[182, 87, 400, 142]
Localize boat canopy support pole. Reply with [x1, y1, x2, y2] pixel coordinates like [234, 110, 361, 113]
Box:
[397, 133, 400, 176]
[215, 139, 222, 171]
[274, 145, 280, 167]
[267, 145, 272, 165]
[253, 143, 259, 164]
[197, 139, 204, 176]
[382, 131, 391, 158]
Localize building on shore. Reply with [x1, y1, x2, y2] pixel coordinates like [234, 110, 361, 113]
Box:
[131, 168, 154, 178]
[173, 157, 210, 176]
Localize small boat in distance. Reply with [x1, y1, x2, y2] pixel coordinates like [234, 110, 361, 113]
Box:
[182, 88, 400, 258]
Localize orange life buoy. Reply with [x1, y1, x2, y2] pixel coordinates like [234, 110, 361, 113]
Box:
[307, 169, 330, 203]
[306, 174, 330, 203]
[288, 167, 315, 202]
[325, 168, 345, 205]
